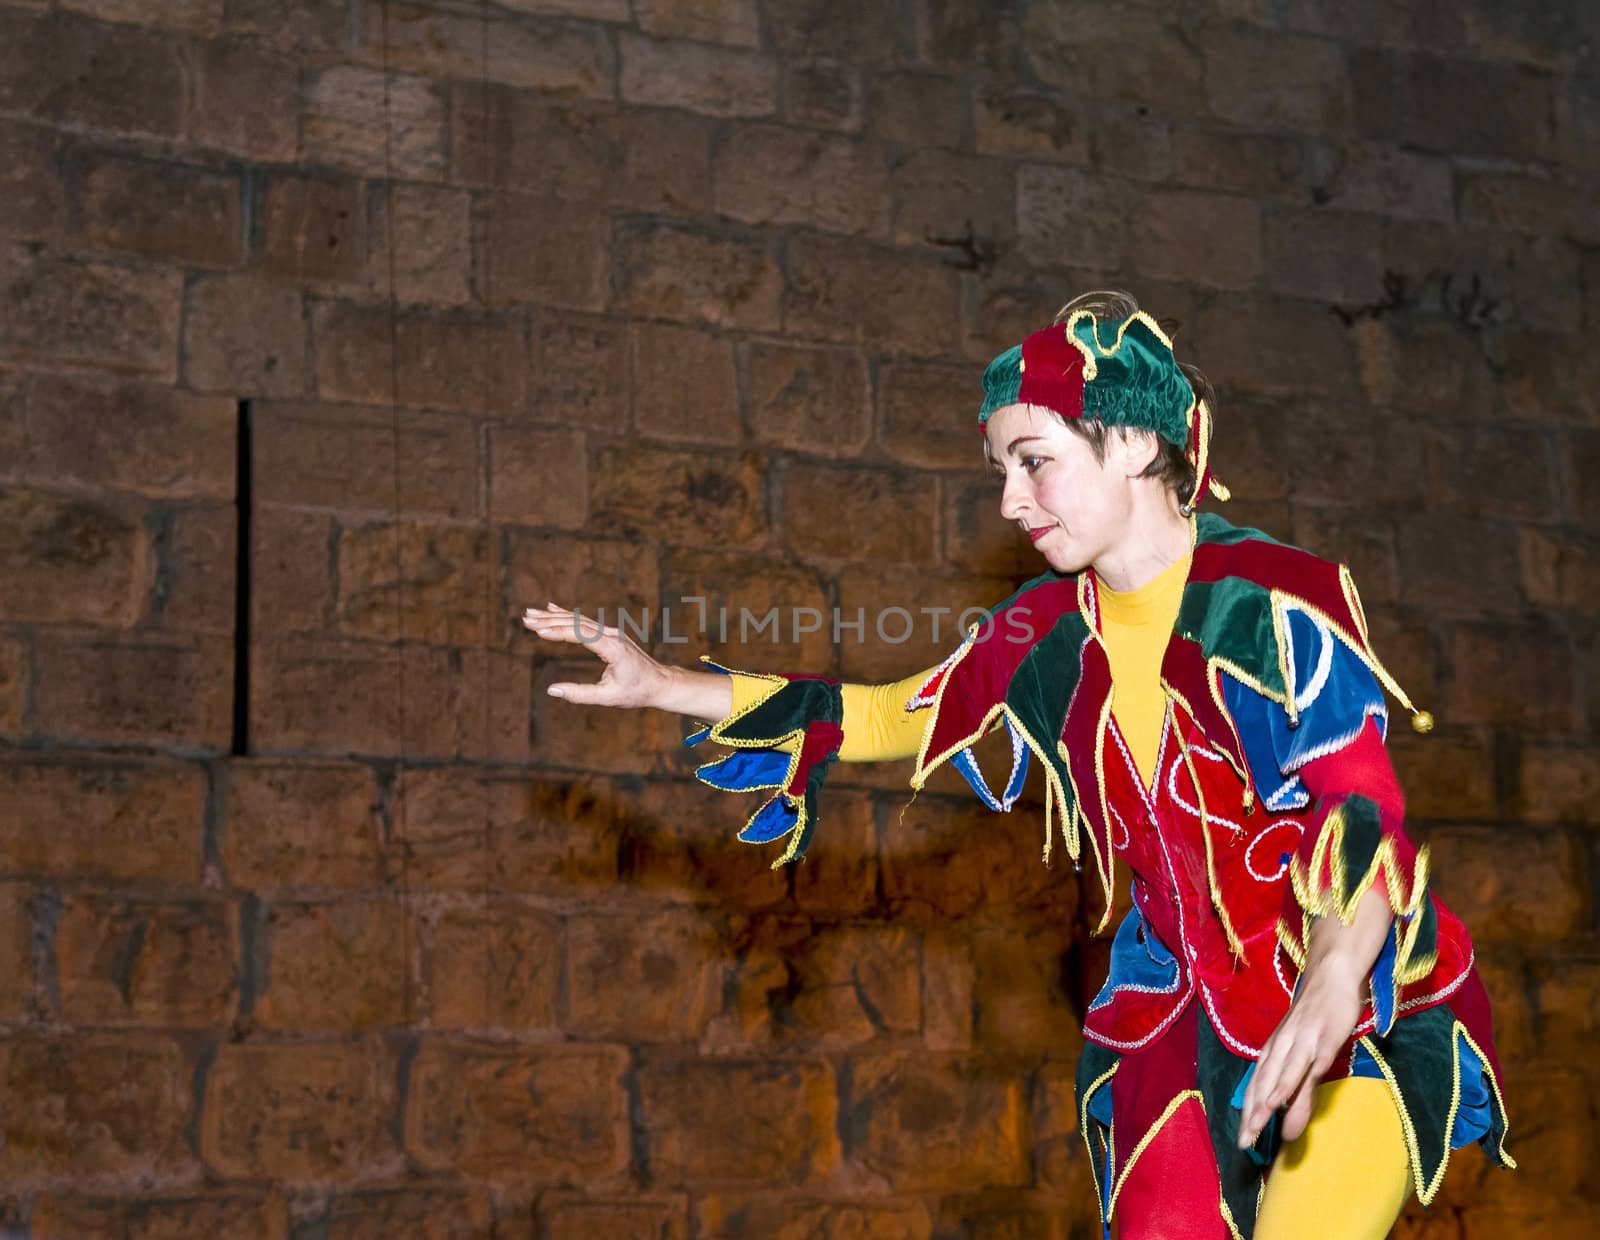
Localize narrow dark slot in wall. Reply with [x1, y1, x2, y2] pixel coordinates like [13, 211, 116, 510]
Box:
[232, 399, 253, 757]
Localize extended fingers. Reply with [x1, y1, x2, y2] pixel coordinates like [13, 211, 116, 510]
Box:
[522, 603, 618, 644]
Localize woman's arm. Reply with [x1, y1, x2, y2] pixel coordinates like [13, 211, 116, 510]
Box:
[1237, 719, 1407, 1148]
[529, 602, 939, 761]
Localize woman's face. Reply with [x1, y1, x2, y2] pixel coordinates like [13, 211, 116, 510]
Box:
[983, 404, 1144, 575]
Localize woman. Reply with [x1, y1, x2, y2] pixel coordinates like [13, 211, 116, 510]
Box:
[523, 292, 1512, 1238]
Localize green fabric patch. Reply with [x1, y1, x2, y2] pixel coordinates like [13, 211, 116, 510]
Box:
[1176, 577, 1287, 700]
[1072, 315, 1192, 447]
[978, 344, 1024, 423]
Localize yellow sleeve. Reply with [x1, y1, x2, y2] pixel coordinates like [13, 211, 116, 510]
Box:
[727, 668, 933, 763]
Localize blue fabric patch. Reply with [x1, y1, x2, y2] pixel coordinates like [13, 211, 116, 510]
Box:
[736, 795, 798, 844]
[695, 749, 791, 792]
[1371, 921, 1400, 1035]
[1088, 903, 1180, 1014]
[950, 717, 1030, 812]
[1451, 1037, 1495, 1150]
[1221, 605, 1388, 811]
[1227, 1065, 1282, 1167]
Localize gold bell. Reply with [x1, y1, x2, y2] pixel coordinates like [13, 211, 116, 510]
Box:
[1410, 710, 1435, 735]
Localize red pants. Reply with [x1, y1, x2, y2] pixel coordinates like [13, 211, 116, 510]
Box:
[1110, 1002, 1233, 1240]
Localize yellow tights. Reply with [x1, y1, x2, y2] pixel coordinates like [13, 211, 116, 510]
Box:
[1254, 1078, 1411, 1239]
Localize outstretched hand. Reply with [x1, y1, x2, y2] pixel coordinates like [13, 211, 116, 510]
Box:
[522, 602, 669, 709]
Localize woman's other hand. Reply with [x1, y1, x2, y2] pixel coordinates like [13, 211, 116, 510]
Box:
[1237, 884, 1392, 1148]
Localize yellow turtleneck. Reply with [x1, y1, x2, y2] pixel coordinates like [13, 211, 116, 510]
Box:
[723, 552, 1191, 782]
[1096, 550, 1190, 786]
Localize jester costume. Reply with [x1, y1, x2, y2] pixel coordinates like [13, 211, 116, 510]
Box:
[685, 310, 1513, 1238]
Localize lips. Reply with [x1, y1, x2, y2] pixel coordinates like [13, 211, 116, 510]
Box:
[1026, 524, 1057, 543]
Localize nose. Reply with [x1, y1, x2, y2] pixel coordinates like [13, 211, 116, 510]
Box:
[999, 469, 1030, 523]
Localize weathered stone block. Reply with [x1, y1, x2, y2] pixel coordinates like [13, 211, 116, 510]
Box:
[714, 125, 891, 238]
[631, 322, 740, 445]
[1015, 166, 1133, 273]
[1131, 190, 1263, 291]
[783, 234, 961, 353]
[0, 882, 33, 1021]
[658, 546, 835, 674]
[1171, 126, 1304, 201]
[30, 1192, 287, 1240]
[1444, 624, 1579, 730]
[0, 248, 181, 378]
[619, 32, 778, 117]
[590, 443, 768, 549]
[0, 12, 185, 138]
[335, 520, 491, 646]
[426, 901, 560, 1032]
[190, 36, 299, 160]
[225, 761, 385, 891]
[638, 1057, 840, 1184]
[23, 376, 235, 500]
[478, 194, 609, 312]
[1428, 828, 1585, 942]
[79, 153, 243, 268]
[303, 67, 448, 181]
[1261, 208, 1385, 305]
[32, 630, 231, 750]
[56, 896, 238, 1027]
[313, 301, 527, 416]
[846, 1053, 1028, 1190]
[613, 777, 796, 911]
[891, 149, 1014, 258]
[258, 173, 366, 284]
[873, 72, 965, 147]
[695, 1195, 932, 1239]
[405, 1040, 630, 1181]
[254, 402, 479, 519]
[528, 314, 630, 431]
[779, 462, 937, 564]
[0, 120, 67, 242]
[974, 90, 1085, 163]
[745, 341, 871, 455]
[566, 905, 726, 1040]
[183, 275, 308, 398]
[0, 757, 205, 882]
[314, 1189, 497, 1240]
[365, 1, 613, 98]
[505, 528, 659, 632]
[1203, 25, 1349, 130]
[253, 637, 527, 761]
[635, 0, 758, 47]
[0, 487, 151, 628]
[540, 1193, 688, 1240]
[202, 1040, 397, 1181]
[613, 219, 783, 331]
[782, 59, 863, 131]
[0, 1034, 191, 1180]
[369, 182, 473, 306]
[1023, 5, 1203, 115]
[252, 898, 409, 1031]
[252, 503, 335, 634]
[490, 426, 588, 528]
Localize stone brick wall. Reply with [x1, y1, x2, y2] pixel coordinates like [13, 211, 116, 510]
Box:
[1, 0, 1595, 1236]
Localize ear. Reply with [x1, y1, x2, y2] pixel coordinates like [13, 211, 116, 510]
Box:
[1113, 428, 1162, 478]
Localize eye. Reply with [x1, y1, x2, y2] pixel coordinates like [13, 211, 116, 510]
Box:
[1022, 456, 1048, 473]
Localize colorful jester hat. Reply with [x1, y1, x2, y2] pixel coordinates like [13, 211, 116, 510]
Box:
[978, 309, 1230, 512]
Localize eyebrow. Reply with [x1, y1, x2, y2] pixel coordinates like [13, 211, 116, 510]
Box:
[1006, 436, 1045, 455]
